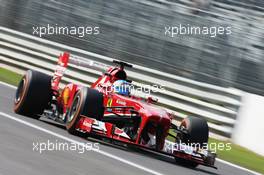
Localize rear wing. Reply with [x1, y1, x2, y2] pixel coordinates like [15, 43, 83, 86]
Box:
[51, 52, 133, 91]
[51, 52, 111, 91]
[52, 52, 69, 91]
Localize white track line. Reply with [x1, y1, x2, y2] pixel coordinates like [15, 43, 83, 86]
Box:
[0, 111, 164, 175]
[216, 158, 261, 175]
[0, 81, 16, 89]
[0, 81, 261, 175]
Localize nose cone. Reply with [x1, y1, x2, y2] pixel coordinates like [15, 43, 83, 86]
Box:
[142, 104, 171, 126]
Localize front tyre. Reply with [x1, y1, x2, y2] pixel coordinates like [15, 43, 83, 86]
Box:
[180, 116, 209, 146]
[66, 87, 104, 135]
[175, 116, 209, 168]
[14, 70, 52, 119]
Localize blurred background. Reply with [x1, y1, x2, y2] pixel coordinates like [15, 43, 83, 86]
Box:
[1, 1, 264, 172]
[1, 0, 263, 95]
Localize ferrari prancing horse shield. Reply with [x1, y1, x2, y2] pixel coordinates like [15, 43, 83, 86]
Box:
[107, 98, 113, 107]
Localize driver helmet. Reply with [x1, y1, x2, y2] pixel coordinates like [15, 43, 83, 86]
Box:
[113, 80, 131, 96]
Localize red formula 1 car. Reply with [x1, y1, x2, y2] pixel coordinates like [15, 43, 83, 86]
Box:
[14, 52, 216, 169]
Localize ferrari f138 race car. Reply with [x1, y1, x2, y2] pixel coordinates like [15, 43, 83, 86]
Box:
[14, 52, 216, 169]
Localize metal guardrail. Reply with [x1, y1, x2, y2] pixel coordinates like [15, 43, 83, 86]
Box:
[0, 26, 242, 138]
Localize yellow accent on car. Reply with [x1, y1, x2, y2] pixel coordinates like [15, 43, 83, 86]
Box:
[107, 98, 113, 107]
[63, 88, 70, 105]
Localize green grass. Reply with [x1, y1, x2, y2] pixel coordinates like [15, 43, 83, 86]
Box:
[168, 129, 264, 174]
[209, 138, 264, 174]
[0, 68, 22, 86]
[1, 67, 264, 174]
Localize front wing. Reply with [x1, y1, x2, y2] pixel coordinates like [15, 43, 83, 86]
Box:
[75, 116, 217, 169]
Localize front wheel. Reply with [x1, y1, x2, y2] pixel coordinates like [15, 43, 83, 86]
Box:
[180, 116, 209, 146]
[175, 116, 209, 168]
[65, 87, 104, 135]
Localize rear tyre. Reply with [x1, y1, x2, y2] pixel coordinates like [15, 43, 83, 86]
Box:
[175, 116, 209, 168]
[66, 87, 104, 135]
[14, 70, 52, 119]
